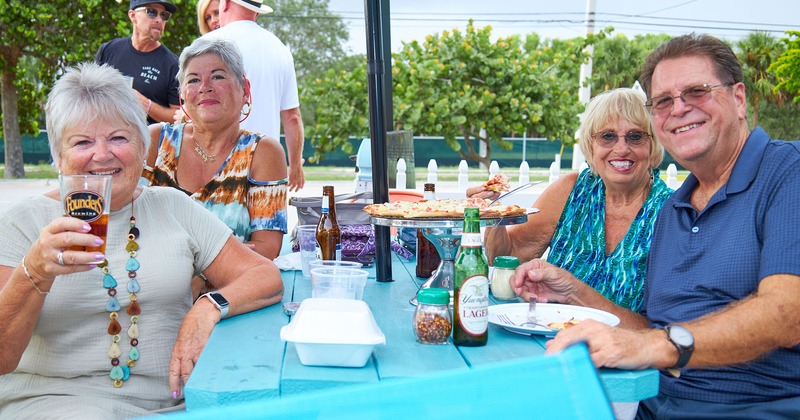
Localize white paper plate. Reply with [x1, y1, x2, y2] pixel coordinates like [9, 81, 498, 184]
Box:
[488, 303, 620, 337]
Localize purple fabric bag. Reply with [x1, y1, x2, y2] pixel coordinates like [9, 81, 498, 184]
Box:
[290, 224, 376, 266]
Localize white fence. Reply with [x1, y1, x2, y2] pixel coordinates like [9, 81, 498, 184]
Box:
[392, 157, 681, 207]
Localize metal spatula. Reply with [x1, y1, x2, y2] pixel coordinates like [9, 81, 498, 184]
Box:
[488, 181, 542, 206]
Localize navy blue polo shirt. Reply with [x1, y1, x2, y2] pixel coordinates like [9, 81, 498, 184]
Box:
[643, 127, 800, 404]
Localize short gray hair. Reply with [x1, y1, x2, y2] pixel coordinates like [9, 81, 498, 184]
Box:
[44, 63, 149, 164]
[579, 88, 665, 173]
[178, 37, 246, 88]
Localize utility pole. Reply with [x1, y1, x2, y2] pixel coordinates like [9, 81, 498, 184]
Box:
[572, 0, 596, 170]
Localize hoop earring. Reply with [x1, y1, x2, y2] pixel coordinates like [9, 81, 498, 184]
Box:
[239, 98, 252, 123]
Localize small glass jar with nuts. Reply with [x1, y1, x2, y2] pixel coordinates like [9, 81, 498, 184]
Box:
[414, 288, 452, 345]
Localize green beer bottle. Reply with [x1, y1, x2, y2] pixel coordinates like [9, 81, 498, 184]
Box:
[453, 207, 489, 346]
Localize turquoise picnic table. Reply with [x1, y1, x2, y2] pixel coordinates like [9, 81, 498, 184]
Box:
[181, 243, 658, 414]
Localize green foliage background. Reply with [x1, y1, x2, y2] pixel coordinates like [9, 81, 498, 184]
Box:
[2, 1, 799, 178]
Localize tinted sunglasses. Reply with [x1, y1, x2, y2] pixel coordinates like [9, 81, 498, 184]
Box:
[591, 130, 651, 148]
[135, 7, 172, 22]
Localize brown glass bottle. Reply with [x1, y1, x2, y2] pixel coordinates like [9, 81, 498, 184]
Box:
[453, 207, 489, 347]
[416, 183, 441, 277]
[316, 185, 342, 260]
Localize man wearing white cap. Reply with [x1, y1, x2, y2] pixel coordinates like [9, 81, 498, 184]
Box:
[96, 0, 181, 124]
[204, 0, 306, 192]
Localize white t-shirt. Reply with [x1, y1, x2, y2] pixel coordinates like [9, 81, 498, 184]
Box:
[204, 20, 300, 140]
[0, 187, 231, 418]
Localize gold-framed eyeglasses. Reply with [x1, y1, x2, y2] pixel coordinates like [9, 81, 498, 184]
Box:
[591, 130, 651, 148]
[645, 83, 733, 116]
[135, 7, 172, 22]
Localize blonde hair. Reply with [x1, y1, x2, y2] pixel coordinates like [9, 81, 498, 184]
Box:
[197, 0, 215, 35]
[578, 88, 665, 173]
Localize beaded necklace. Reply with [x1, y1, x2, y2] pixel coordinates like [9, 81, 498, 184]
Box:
[99, 199, 141, 388]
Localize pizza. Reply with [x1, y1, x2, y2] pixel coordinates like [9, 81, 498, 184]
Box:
[363, 198, 527, 219]
[547, 318, 582, 330]
[483, 173, 510, 193]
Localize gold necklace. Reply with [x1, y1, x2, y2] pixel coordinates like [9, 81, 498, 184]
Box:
[193, 140, 216, 163]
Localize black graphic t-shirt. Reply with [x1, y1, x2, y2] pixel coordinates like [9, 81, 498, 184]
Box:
[95, 37, 180, 123]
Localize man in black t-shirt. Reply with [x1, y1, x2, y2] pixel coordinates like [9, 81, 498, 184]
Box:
[96, 0, 180, 124]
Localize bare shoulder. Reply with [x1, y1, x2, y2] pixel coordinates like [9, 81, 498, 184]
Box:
[251, 135, 288, 181]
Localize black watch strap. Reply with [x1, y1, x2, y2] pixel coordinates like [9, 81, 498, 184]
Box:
[665, 325, 694, 369]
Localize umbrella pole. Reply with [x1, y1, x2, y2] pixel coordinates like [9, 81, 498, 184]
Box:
[364, 0, 394, 282]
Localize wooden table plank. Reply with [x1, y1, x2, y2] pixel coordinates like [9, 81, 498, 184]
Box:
[186, 246, 658, 410]
[184, 271, 295, 410]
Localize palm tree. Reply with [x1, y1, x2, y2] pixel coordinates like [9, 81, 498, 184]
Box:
[737, 32, 785, 127]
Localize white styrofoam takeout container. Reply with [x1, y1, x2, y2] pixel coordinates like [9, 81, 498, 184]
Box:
[280, 298, 386, 367]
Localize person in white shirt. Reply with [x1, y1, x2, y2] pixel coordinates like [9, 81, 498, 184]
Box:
[204, 0, 305, 192]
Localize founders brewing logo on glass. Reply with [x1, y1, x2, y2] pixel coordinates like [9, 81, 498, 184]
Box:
[64, 190, 104, 222]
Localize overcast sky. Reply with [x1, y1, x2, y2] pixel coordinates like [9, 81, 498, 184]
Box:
[324, 0, 800, 55]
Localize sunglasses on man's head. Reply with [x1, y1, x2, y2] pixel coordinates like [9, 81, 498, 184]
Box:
[135, 7, 172, 22]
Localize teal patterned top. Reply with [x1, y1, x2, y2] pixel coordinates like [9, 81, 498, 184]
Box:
[547, 169, 673, 312]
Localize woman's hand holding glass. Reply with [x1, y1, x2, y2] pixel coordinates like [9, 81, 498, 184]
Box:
[23, 215, 106, 290]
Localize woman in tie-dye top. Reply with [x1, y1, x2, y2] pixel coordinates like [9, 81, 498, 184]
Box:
[468, 88, 672, 324]
[144, 37, 288, 264]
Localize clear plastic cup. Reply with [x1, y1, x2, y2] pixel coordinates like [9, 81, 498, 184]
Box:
[296, 225, 318, 279]
[310, 267, 369, 300]
[308, 260, 363, 271]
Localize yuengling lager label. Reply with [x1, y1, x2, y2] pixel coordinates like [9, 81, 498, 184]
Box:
[457, 274, 489, 334]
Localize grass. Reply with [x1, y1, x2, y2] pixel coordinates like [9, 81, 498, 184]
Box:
[0, 163, 548, 182]
[1, 163, 688, 182]
[0, 163, 58, 179]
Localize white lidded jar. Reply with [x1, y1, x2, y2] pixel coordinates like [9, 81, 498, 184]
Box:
[491, 256, 520, 300]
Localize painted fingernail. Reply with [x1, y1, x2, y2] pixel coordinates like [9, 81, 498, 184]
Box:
[172, 391, 179, 399]
[95, 254, 105, 261]
[94, 237, 105, 245]
[83, 224, 92, 232]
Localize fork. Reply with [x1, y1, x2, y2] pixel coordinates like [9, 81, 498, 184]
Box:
[496, 313, 558, 332]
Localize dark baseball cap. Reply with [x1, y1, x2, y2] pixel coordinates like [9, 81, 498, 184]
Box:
[129, 0, 177, 14]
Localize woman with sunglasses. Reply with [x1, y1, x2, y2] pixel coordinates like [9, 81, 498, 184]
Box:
[467, 88, 672, 323]
[143, 37, 288, 299]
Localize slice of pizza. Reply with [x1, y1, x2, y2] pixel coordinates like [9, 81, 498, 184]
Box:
[483, 173, 510, 193]
[547, 318, 582, 330]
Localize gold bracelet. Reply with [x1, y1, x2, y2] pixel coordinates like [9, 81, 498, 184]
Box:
[21, 256, 50, 295]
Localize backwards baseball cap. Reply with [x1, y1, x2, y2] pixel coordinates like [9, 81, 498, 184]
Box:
[129, 0, 177, 14]
[230, 0, 273, 14]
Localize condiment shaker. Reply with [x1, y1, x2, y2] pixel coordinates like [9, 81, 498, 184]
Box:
[414, 288, 452, 345]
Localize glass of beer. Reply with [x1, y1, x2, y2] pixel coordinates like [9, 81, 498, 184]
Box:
[59, 174, 112, 254]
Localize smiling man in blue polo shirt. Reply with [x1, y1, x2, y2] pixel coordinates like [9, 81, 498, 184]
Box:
[526, 33, 800, 418]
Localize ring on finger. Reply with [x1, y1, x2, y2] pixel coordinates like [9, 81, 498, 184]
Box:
[57, 251, 64, 265]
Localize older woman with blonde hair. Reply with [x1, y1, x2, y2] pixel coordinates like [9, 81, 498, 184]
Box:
[0, 62, 283, 417]
[468, 88, 672, 323]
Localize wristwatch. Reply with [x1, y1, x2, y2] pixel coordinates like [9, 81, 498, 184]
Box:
[665, 324, 694, 369]
[202, 292, 229, 319]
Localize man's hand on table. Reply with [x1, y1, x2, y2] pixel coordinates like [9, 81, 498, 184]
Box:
[545, 321, 677, 371]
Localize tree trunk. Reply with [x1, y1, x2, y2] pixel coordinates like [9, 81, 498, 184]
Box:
[1, 64, 25, 178]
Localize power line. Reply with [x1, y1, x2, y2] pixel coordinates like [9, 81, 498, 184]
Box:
[273, 12, 798, 36]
